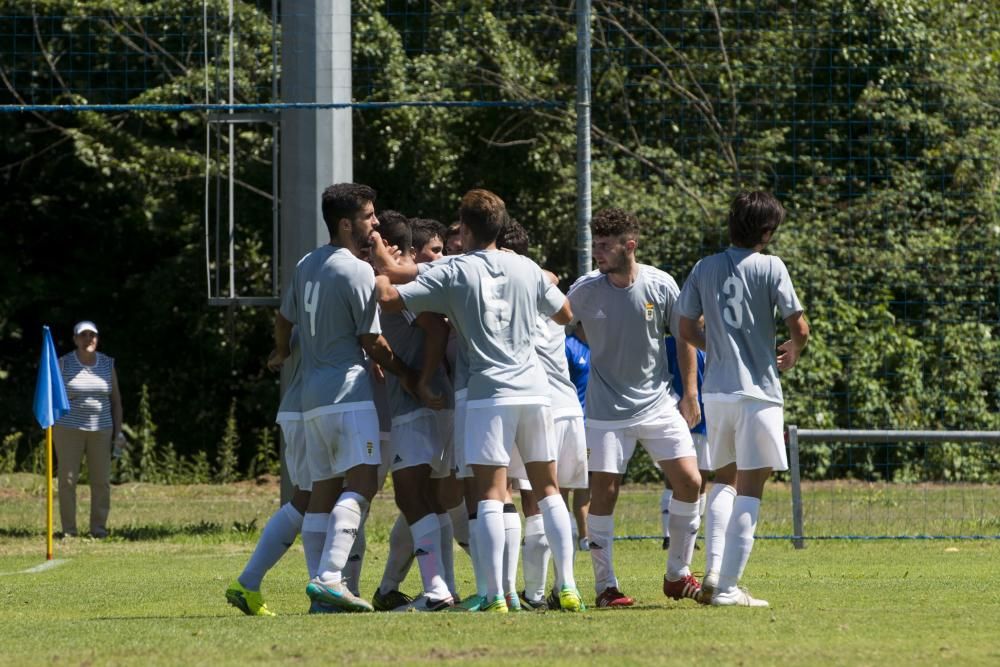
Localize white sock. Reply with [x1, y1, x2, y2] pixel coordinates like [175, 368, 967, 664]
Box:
[587, 513, 616, 593]
[239, 503, 303, 591]
[719, 496, 760, 591]
[379, 513, 414, 594]
[477, 499, 505, 599]
[317, 492, 368, 585]
[301, 512, 329, 580]
[538, 493, 576, 590]
[411, 514, 451, 601]
[437, 513, 458, 597]
[448, 502, 470, 554]
[521, 513, 550, 602]
[665, 498, 700, 580]
[343, 521, 366, 596]
[660, 488, 673, 539]
[502, 504, 521, 596]
[468, 515, 487, 598]
[705, 484, 736, 576]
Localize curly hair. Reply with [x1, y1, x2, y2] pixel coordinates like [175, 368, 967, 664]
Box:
[496, 218, 530, 256]
[321, 183, 376, 235]
[591, 208, 640, 240]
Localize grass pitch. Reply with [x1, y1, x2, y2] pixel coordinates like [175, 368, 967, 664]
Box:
[1, 474, 998, 666]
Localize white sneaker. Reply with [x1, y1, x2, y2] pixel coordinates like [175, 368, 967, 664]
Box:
[711, 586, 769, 607]
[699, 571, 719, 605]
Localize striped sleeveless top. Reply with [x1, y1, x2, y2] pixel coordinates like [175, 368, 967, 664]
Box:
[56, 351, 114, 431]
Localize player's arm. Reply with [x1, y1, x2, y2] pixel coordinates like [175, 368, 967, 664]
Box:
[679, 316, 706, 352]
[360, 333, 419, 395]
[375, 275, 406, 314]
[551, 298, 573, 326]
[675, 335, 702, 429]
[268, 311, 294, 371]
[370, 231, 419, 284]
[777, 312, 810, 371]
[413, 313, 449, 410]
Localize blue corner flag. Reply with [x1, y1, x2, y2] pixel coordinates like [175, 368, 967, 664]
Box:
[33, 326, 69, 429]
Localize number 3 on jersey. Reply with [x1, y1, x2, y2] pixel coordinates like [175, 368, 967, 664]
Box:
[304, 280, 320, 337]
[722, 276, 744, 329]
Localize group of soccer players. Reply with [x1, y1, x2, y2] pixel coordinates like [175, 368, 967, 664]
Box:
[224, 183, 809, 615]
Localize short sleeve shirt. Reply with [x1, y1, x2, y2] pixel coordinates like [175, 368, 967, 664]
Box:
[676, 247, 803, 404]
[279, 245, 381, 415]
[535, 317, 583, 419]
[380, 310, 455, 420]
[398, 250, 565, 405]
[567, 265, 682, 427]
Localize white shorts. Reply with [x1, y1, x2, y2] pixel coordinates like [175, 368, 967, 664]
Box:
[453, 393, 471, 479]
[586, 401, 696, 475]
[465, 403, 555, 469]
[385, 409, 454, 479]
[515, 414, 586, 490]
[704, 399, 787, 471]
[692, 432, 712, 471]
[277, 415, 311, 492]
[304, 408, 382, 482]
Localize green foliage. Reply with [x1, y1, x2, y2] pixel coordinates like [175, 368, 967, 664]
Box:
[246, 426, 279, 479]
[215, 399, 240, 483]
[0, 432, 20, 474]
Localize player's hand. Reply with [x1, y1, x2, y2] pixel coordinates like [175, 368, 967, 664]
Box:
[416, 380, 445, 411]
[266, 348, 288, 372]
[679, 394, 701, 430]
[777, 339, 801, 371]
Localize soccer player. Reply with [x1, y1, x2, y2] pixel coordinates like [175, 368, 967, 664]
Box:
[225, 327, 310, 616]
[271, 182, 419, 614]
[677, 191, 809, 607]
[660, 335, 711, 550]
[371, 213, 457, 611]
[567, 207, 704, 608]
[443, 221, 463, 255]
[494, 219, 588, 610]
[376, 189, 585, 614]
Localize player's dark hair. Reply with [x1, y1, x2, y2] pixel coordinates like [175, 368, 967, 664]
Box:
[321, 183, 376, 236]
[497, 218, 530, 256]
[377, 209, 412, 254]
[728, 191, 785, 248]
[591, 208, 640, 240]
[411, 218, 447, 252]
[459, 189, 509, 245]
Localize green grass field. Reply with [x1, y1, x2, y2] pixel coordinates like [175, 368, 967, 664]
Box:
[2, 474, 999, 666]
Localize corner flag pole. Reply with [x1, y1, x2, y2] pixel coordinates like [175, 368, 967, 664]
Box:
[33, 326, 69, 561]
[46, 427, 54, 559]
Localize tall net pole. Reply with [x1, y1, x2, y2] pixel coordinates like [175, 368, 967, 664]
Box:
[278, 0, 353, 503]
[575, 0, 592, 278]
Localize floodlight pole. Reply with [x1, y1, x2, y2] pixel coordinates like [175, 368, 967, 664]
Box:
[279, 0, 353, 504]
[576, 0, 592, 277]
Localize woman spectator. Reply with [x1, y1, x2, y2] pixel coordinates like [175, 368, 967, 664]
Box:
[53, 321, 124, 538]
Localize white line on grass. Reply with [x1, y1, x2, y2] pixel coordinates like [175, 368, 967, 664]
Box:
[0, 559, 69, 576]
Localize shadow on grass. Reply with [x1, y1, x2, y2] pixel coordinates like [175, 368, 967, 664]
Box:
[0, 520, 259, 541]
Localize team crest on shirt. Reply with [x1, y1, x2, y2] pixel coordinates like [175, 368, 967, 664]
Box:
[366, 441, 374, 455]
[645, 303, 655, 321]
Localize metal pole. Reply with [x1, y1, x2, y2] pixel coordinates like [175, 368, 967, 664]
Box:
[228, 0, 236, 299]
[575, 0, 592, 277]
[279, 0, 352, 504]
[788, 424, 805, 549]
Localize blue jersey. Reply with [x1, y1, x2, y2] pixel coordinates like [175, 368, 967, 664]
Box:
[664, 336, 706, 435]
[565, 332, 590, 409]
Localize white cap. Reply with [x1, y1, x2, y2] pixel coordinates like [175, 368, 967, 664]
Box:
[73, 321, 99, 335]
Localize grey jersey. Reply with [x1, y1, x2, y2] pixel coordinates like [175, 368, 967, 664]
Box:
[276, 328, 303, 418]
[380, 310, 455, 419]
[535, 317, 583, 418]
[280, 245, 380, 414]
[567, 265, 682, 426]
[399, 250, 565, 404]
[676, 247, 803, 404]
[419, 258, 469, 393]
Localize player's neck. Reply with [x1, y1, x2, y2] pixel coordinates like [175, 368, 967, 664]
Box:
[606, 258, 639, 288]
[330, 235, 362, 258]
[468, 240, 497, 252]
